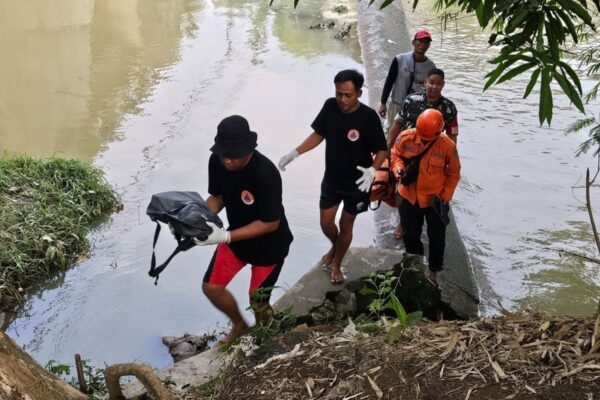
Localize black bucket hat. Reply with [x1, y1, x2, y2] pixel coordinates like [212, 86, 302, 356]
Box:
[210, 115, 258, 158]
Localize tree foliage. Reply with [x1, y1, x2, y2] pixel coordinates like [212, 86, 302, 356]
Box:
[285, 0, 599, 126]
[412, 0, 599, 125]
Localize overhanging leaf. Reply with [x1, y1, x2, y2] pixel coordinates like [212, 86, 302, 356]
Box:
[552, 70, 585, 112]
[497, 62, 537, 84]
[539, 68, 554, 125]
[380, 0, 395, 9]
[524, 68, 541, 99]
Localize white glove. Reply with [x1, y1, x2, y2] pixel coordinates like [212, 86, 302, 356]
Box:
[193, 222, 231, 246]
[278, 150, 299, 171]
[355, 166, 376, 192]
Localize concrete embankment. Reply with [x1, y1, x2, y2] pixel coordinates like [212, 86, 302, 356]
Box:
[355, 0, 480, 317]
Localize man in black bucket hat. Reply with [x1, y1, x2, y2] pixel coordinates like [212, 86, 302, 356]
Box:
[195, 115, 293, 348]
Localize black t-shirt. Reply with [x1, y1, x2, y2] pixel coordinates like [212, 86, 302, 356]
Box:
[311, 98, 387, 191]
[208, 151, 293, 265]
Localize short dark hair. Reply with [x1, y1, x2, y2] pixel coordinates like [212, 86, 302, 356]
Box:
[427, 68, 445, 80]
[334, 69, 364, 91]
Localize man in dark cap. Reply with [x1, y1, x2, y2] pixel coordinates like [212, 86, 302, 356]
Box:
[195, 115, 293, 348]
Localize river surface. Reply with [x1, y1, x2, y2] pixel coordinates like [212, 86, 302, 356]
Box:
[2, 0, 599, 369]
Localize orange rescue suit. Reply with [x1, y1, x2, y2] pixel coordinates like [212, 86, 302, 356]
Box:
[390, 129, 461, 207]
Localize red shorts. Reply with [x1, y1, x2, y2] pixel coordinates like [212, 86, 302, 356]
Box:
[203, 243, 284, 302]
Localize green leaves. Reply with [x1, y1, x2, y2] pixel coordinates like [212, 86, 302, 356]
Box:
[540, 67, 554, 125]
[385, 293, 408, 323]
[362, 271, 423, 344]
[380, 0, 395, 9]
[358, 0, 599, 126]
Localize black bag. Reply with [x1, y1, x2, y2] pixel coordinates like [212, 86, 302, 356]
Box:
[399, 156, 420, 186]
[399, 137, 439, 186]
[146, 191, 223, 284]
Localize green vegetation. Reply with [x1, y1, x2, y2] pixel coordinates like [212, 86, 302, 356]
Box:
[46, 359, 107, 399]
[248, 287, 298, 345]
[360, 271, 422, 342]
[249, 308, 298, 345]
[0, 155, 118, 309]
[332, 5, 348, 14]
[286, 0, 600, 126]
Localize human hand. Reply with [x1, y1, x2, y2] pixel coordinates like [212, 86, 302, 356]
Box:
[278, 150, 299, 171]
[355, 166, 376, 192]
[193, 222, 231, 246]
[378, 104, 387, 118]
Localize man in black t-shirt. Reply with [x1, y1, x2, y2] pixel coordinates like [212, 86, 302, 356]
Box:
[195, 115, 293, 348]
[278, 69, 387, 284]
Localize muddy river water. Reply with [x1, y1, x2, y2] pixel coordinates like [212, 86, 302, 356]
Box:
[1, 0, 599, 369]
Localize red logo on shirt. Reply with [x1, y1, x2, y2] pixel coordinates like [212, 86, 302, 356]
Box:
[241, 190, 254, 205]
[347, 129, 360, 142]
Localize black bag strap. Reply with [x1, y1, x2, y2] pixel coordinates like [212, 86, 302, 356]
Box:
[148, 222, 193, 285]
[404, 135, 439, 165]
[405, 54, 416, 96]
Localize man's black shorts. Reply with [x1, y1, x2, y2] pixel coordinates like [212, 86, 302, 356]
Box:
[319, 180, 369, 216]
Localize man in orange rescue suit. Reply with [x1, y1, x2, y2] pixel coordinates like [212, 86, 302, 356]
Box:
[390, 109, 460, 282]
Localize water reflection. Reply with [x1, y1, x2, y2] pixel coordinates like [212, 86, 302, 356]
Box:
[0, 0, 200, 161]
[7, 0, 372, 369]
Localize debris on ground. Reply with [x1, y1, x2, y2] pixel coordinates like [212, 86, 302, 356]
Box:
[186, 311, 600, 399]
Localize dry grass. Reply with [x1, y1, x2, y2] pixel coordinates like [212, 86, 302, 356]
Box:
[187, 311, 600, 400]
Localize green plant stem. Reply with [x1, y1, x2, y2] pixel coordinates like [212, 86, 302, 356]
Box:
[586, 168, 600, 257]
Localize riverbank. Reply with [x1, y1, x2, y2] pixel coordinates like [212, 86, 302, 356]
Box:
[0, 155, 118, 314]
[186, 312, 600, 400]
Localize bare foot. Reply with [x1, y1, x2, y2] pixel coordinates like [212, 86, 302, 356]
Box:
[427, 270, 438, 284]
[329, 266, 345, 285]
[215, 321, 248, 350]
[320, 248, 335, 270]
[393, 224, 403, 240]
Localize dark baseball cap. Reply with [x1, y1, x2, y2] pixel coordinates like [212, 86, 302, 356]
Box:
[210, 115, 257, 158]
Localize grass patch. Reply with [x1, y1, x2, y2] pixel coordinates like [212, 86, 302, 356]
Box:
[0, 154, 118, 309]
[332, 5, 348, 14]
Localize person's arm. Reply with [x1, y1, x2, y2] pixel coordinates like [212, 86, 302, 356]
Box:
[278, 132, 324, 171]
[372, 150, 387, 171]
[379, 58, 399, 117]
[205, 194, 224, 214]
[390, 136, 406, 178]
[387, 118, 405, 150]
[229, 219, 280, 242]
[446, 112, 459, 144]
[296, 132, 324, 155]
[440, 147, 461, 202]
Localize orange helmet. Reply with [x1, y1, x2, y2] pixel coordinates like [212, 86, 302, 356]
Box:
[416, 109, 444, 140]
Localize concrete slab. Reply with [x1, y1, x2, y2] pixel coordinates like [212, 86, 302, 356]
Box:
[274, 247, 405, 317]
[274, 245, 479, 319]
[121, 348, 231, 399]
